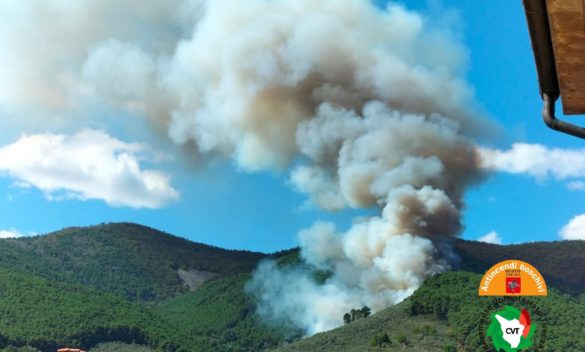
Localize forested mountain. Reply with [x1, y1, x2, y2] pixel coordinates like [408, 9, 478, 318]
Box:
[453, 239, 585, 295]
[278, 272, 585, 351]
[0, 223, 582, 351]
[1, 223, 264, 302]
[0, 223, 286, 352]
[0, 267, 188, 351]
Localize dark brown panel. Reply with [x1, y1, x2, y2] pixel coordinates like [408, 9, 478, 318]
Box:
[547, 0, 585, 114]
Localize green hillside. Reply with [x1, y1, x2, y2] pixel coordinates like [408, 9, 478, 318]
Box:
[272, 301, 449, 352]
[410, 272, 585, 351]
[90, 343, 155, 352]
[0, 223, 290, 351]
[0, 267, 188, 352]
[157, 273, 293, 352]
[0, 223, 583, 351]
[2, 223, 265, 302]
[277, 271, 585, 352]
[453, 239, 585, 295]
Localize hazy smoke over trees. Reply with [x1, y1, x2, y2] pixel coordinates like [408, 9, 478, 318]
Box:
[1, 0, 489, 335]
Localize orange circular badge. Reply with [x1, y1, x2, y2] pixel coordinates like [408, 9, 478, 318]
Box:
[478, 260, 547, 296]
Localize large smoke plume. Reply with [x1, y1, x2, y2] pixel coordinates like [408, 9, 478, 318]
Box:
[167, 0, 482, 334]
[1, 0, 487, 334]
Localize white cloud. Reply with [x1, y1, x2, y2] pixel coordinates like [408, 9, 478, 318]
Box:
[567, 181, 585, 191]
[477, 230, 502, 245]
[559, 215, 585, 240]
[480, 143, 585, 180]
[0, 129, 179, 208]
[0, 229, 23, 239]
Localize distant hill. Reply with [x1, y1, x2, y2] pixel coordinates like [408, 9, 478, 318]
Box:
[453, 239, 585, 295]
[260, 238, 585, 295]
[0, 223, 284, 351]
[0, 223, 583, 351]
[2, 222, 265, 302]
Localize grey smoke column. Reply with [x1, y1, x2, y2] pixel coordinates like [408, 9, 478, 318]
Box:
[147, 0, 483, 335]
[159, 0, 484, 334]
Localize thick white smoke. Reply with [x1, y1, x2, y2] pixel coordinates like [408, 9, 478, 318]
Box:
[165, 0, 484, 334]
[1, 0, 487, 335]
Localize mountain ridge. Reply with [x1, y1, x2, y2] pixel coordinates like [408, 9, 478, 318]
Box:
[0, 222, 583, 351]
[1, 222, 266, 302]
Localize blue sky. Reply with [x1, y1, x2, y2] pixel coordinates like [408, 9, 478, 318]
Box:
[0, 0, 584, 252]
